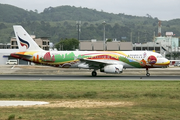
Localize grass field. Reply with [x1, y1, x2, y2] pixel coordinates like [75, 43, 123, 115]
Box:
[0, 80, 180, 120]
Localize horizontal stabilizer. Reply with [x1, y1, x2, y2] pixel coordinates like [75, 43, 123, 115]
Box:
[11, 53, 32, 59]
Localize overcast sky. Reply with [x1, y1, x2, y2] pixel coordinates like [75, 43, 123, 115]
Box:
[0, 0, 179, 20]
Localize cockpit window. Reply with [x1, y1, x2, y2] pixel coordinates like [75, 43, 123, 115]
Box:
[157, 55, 163, 58]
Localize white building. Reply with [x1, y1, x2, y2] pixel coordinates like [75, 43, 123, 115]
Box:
[154, 36, 179, 52]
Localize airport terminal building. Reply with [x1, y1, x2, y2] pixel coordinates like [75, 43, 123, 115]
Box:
[79, 40, 133, 51]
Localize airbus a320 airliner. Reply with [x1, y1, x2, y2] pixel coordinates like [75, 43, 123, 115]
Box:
[10, 25, 170, 76]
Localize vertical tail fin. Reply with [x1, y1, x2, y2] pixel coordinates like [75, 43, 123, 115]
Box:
[13, 25, 43, 51]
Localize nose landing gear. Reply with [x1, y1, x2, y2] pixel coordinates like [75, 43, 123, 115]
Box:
[146, 67, 150, 77]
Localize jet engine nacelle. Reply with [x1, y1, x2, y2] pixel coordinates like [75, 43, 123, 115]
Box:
[100, 65, 123, 74]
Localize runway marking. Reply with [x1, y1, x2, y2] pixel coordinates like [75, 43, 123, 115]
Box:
[0, 101, 49, 107]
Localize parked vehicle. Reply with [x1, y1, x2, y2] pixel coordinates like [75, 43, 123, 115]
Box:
[176, 64, 180, 67]
[6, 59, 18, 65]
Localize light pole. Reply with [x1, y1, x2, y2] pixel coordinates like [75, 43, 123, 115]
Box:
[76, 21, 81, 41]
[138, 32, 139, 43]
[102, 21, 106, 51]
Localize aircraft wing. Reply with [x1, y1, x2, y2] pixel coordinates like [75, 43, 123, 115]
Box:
[79, 58, 113, 68]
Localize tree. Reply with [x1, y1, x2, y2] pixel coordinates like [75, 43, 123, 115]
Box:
[55, 38, 79, 50]
[106, 39, 112, 42]
[34, 9, 38, 13]
[146, 14, 152, 18]
[0, 23, 7, 29]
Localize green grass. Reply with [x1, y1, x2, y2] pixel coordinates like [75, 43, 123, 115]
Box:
[0, 80, 180, 120]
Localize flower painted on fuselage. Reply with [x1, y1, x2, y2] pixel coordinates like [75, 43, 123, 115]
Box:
[140, 59, 146, 67]
[18, 36, 30, 49]
[41, 52, 55, 62]
[148, 55, 157, 64]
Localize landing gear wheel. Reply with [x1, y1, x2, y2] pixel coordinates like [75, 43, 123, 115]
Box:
[92, 71, 97, 77]
[146, 73, 150, 77]
[146, 67, 150, 77]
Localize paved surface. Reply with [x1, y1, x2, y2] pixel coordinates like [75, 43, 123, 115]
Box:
[0, 75, 180, 80]
[0, 65, 180, 80]
[0, 101, 49, 107]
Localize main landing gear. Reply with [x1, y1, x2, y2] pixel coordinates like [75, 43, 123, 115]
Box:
[92, 70, 97, 77]
[91, 69, 151, 77]
[146, 67, 150, 77]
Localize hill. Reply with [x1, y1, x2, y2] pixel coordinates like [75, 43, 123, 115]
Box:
[0, 4, 39, 23]
[0, 4, 179, 44]
[41, 6, 149, 22]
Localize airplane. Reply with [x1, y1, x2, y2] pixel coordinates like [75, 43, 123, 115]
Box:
[10, 25, 170, 77]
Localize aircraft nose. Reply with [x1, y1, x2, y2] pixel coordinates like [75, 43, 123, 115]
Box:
[165, 59, 170, 66]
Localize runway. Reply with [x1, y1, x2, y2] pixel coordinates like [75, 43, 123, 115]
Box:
[0, 65, 180, 80]
[0, 75, 180, 80]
